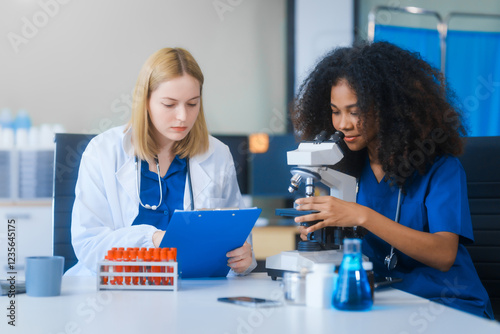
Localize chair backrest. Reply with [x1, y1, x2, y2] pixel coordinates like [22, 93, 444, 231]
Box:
[458, 136, 500, 319]
[53, 133, 96, 272]
[213, 135, 250, 195]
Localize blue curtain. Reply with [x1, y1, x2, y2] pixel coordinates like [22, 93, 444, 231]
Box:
[446, 30, 500, 137]
[374, 25, 441, 70]
[374, 25, 500, 137]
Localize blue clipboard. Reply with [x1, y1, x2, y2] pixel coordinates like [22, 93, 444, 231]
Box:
[159, 207, 262, 278]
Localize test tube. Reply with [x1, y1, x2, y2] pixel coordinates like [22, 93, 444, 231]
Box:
[107, 249, 116, 285]
[168, 248, 176, 285]
[144, 249, 153, 285]
[129, 248, 139, 285]
[114, 249, 123, 285]
[101, 255, 110, 285]
[138, 248, 146, 285]
[123, 250, 131, 285]
[152, 248, 161, 285]
[160, 248, 168, 285]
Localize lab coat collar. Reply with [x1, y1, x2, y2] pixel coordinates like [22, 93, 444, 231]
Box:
[184, 136, 217, 209]
[121, 125, 134, 157]
[116, 154, 136, 205]
[185, 157, 210, 210]
[190, 135, 216, 164]
[115, 125, 137, 204]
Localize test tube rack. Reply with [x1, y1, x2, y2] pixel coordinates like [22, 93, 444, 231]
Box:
[97, 261, 178, 291]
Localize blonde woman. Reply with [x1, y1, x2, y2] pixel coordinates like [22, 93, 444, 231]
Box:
[67, 48, 256, 276]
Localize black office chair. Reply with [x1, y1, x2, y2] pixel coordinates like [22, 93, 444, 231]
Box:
[53, 133, 96, 272]
[459, 136, 500, 320]
[212, 134, 250, 195]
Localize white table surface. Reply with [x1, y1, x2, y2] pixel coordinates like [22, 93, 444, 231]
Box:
[2, 273, 499, 334]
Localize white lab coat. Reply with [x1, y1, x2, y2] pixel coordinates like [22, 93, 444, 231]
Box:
[66, 125, 256, 276]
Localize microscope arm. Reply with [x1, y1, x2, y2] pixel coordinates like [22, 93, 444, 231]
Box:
[307, 167, 357, 202]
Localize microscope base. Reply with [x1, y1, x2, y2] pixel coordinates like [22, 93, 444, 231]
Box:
[265, 250, 344, 280]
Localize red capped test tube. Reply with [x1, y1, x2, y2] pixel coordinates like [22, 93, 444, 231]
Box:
[168, 248, 177, 285]
[101, 255, 110, 285]
[144, 248, 153, 285]
[123, 250, 131, 285]
[114, 249, 123, 285]
[152, 248, 161, 285]
[129, 248, 139, 285]
[160, 248, 168, 285]
[138, 248, 146, 285]
[107, 249, 116, 285]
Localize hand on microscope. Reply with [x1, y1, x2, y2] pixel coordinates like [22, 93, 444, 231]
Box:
[294, 195, 364, 238]
[294, 194, 459, 272]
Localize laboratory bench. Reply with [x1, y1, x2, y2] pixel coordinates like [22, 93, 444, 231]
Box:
[2, 273, 499, 334]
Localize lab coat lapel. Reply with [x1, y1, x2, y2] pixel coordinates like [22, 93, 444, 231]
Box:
[185, 158, 211, 210]
[116, 156, 137, 204]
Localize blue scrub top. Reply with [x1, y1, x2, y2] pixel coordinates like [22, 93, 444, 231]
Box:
[132, 156, 187, 230]
[358, 155, 494, 319]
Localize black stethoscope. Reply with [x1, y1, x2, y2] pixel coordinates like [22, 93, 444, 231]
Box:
[384, 187, 403, 271]
[134, 156, 195, 211]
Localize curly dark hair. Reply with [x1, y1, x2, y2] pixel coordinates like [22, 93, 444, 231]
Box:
[291, 41, 467, 187]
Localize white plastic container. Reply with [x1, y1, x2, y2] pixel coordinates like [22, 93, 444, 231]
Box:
[305, 262, 337, 309]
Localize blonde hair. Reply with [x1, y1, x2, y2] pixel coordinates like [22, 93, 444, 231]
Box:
[127, 47, 209, 162]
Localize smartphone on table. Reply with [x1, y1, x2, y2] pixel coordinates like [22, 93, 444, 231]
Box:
[217, 296, 282, 308]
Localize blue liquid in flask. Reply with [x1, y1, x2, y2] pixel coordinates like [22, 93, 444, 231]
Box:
[333, 238, 373, 311]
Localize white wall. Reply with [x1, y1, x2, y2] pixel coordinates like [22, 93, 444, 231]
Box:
[0, 0, 287, 135]
[294, 0, 353, 93]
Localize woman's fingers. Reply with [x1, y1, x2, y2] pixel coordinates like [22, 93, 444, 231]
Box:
[226, 242, 252, 273]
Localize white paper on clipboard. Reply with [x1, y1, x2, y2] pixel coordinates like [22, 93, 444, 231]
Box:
[159, 207, 262, 278]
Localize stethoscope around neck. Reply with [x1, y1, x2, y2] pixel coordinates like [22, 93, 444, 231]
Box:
[384, 187, 403, 271]
[134, 156, 195, 211]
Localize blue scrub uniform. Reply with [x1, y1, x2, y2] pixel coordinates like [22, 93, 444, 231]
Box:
[357, 155, 494, 319]
[132, 156, 187, 230]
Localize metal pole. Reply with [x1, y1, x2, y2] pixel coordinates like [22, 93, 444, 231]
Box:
[367, 6, 445, 74]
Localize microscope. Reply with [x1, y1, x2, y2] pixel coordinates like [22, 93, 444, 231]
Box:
[265, 131, 359, 280]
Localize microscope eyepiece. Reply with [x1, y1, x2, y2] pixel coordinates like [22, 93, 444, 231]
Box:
[313, 130, 345, 144]
[313, 130, 329, 143]
[329, 131, 345, 143]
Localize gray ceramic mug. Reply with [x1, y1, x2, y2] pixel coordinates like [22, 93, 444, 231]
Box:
[25, 256, 64, 297]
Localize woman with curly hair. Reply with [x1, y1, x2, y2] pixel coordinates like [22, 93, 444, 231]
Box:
[292, 41, 493, 319]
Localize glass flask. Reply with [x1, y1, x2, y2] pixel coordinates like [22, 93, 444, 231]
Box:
[332, 238, 373, 311]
